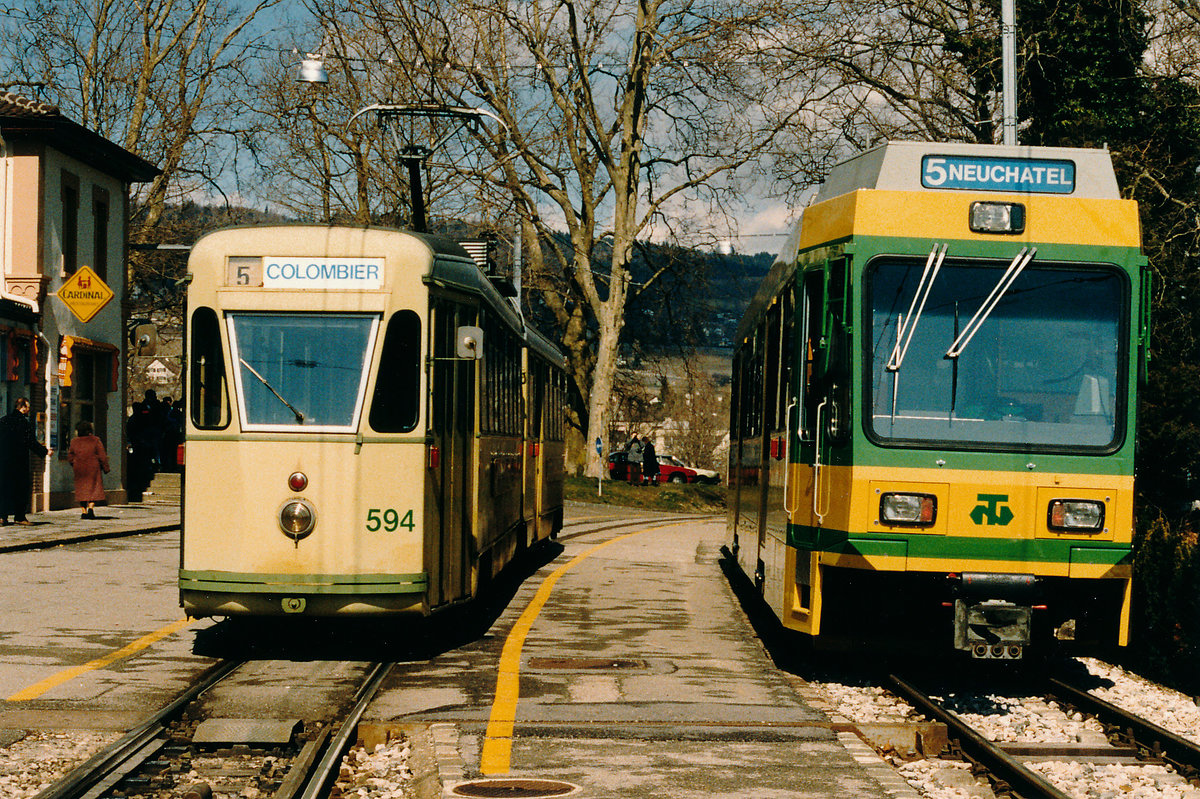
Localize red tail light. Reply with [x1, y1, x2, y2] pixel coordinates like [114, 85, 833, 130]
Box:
[428, 445, 440, 469]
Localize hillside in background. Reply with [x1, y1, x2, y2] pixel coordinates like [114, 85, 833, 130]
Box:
[137, 202, 776, 359]
[623, 247, 774, 352]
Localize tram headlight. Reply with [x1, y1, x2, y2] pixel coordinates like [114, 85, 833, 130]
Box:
[879, 492, 937, 526]
[278, 499, 316, 541]
[970, 201, 1026, 234]
[1048, 499, 1104, 532]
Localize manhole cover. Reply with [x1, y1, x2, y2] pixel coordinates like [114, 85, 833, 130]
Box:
[452, 778, 578, 797]
[527, 657, 646, 670]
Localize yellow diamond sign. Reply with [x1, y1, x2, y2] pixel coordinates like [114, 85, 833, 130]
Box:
[56, 266, 114, 323]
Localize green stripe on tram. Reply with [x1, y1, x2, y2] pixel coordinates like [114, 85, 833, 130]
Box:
[179, 569, 428, 594]
[788, 527, 1131, 565]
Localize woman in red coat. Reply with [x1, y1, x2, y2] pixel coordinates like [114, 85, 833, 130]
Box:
[68, 420, 109, 519]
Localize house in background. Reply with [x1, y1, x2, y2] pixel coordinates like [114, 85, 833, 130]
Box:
[0, 90, 158, 510]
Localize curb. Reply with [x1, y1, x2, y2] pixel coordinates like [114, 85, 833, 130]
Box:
[0, 522, 179, 554]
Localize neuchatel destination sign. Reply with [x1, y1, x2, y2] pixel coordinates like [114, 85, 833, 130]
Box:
[56, 265, 114, 323]
[921, 155, 1076, 194]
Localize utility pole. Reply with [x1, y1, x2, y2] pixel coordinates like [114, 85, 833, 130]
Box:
[1002, 0, 1018, 146]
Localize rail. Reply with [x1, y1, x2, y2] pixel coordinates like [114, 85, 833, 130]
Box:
[888, 673, 1073, 799]
[295, 661, 394, 799]
[1046, 675, 1200, 781]
[34, 659, 243, 799]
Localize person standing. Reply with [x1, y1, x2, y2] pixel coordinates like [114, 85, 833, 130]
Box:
[641, 435, 659, 486]
[126, 401, 154, 502]
[0, 397, 49, 525]
[68, 420, 110, 519]
[627, 435, 644, 485]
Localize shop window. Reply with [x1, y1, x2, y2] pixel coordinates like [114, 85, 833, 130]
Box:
[59, 349, 111, 452]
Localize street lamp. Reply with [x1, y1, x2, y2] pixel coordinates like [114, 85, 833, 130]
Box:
[296, 53, 328, 84]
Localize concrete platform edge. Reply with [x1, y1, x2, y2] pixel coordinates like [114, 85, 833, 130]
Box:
[838, 731, 923, 799]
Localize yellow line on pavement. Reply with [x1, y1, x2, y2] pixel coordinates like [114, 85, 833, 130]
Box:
[7, 617, 194, 701]
[480, 521, 685, 775]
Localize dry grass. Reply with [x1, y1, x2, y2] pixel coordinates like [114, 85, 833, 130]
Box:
[564, 476, 726, 513]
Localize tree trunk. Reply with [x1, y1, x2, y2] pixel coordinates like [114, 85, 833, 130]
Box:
[583, 305, 624, 477]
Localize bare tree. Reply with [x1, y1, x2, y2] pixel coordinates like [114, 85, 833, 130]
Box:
[0, 0, 283, 235]
[319, 0, 831, 473]
[244, 1, 498, 226]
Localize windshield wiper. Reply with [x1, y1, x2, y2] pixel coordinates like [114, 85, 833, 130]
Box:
[885, 244, 947, 428]
[887, 243, 947, 372]
[239, 358, 306, 423]
[945, 247, 1036, 360]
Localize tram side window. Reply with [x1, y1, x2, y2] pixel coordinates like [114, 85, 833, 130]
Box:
[190, 307, 230, 429]
[742, 330, 764, 438]
[776, 289, 796, 432]
[369, 310, 421, 433]
[482, 316, 522, 436]
[548, 369, 566, 441]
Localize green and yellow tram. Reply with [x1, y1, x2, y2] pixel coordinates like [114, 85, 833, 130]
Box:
[180, 225, 567, 619]
[728, 142, 1148, 658]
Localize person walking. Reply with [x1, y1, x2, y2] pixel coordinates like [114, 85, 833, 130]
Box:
[0, 397, 49, 525]
[68, 420, 109, 519]
[641, 436, 659, 486]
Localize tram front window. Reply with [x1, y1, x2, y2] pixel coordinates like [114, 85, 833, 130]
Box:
[228, 314, 378, 431]
[869, 259, 1125, 450]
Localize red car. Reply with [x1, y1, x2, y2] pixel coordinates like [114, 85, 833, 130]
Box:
[656, 454, 721, 484]
[609, 451, 719, 484]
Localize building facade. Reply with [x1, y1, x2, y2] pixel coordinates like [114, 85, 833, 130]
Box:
[0, 91, 158, 510]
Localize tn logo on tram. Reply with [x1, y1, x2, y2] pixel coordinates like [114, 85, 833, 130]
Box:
[970, 494, 1014, 526]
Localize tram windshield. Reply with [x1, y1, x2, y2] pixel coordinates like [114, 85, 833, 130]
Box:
[868, 259, 1125, 450]
[228, 313, 378, 431]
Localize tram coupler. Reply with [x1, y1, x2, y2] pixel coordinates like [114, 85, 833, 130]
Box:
[948, 573, 1037, 659]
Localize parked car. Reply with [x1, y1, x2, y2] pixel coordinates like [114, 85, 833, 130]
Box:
[657, 454, 721, 484]
[607, 450, 642, 482]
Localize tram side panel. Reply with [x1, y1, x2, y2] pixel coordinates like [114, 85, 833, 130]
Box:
[538, 369, 566, 540]
[473, 312, 527, 585]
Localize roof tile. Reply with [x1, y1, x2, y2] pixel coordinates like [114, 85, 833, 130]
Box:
[0, 90, 59, 118]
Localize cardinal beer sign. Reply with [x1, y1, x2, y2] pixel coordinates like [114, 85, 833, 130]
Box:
[56, 266, 114, 323]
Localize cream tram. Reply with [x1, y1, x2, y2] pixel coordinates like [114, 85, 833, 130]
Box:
[180, 225, 566, 618]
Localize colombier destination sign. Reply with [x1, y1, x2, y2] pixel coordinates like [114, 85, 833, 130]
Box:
[227, 257, 384, 289]
[921, 155, 1076, 194]
[56, 265, 114, 323]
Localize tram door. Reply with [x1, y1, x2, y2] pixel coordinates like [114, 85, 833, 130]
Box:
[732, 330, 764, 580]
[427, 299, 476, 606]
[524, 360, 544, 542]
[794, 260, 849, 544]
[750, 300, 786, 590]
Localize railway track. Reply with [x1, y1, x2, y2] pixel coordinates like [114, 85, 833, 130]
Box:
[34, 659, 393, 799]
[885, 671, 1200, 799]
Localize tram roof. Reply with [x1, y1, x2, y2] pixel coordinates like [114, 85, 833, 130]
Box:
[814, 140, 1121, 201]
[524, 325, 567, 368]
[735, 142, 1130, 345]
[190, 223, 563, 362]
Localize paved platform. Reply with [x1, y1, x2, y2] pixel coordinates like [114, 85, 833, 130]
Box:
[369, 513, 919, 799]
[0, 480, 179, 553]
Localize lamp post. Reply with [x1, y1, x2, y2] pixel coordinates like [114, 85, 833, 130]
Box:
[1001, 0, 1017, 146]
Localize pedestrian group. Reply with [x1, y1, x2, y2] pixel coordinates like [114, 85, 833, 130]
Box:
[0, 390, 183, 524]
[624, 434, 659, 485]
